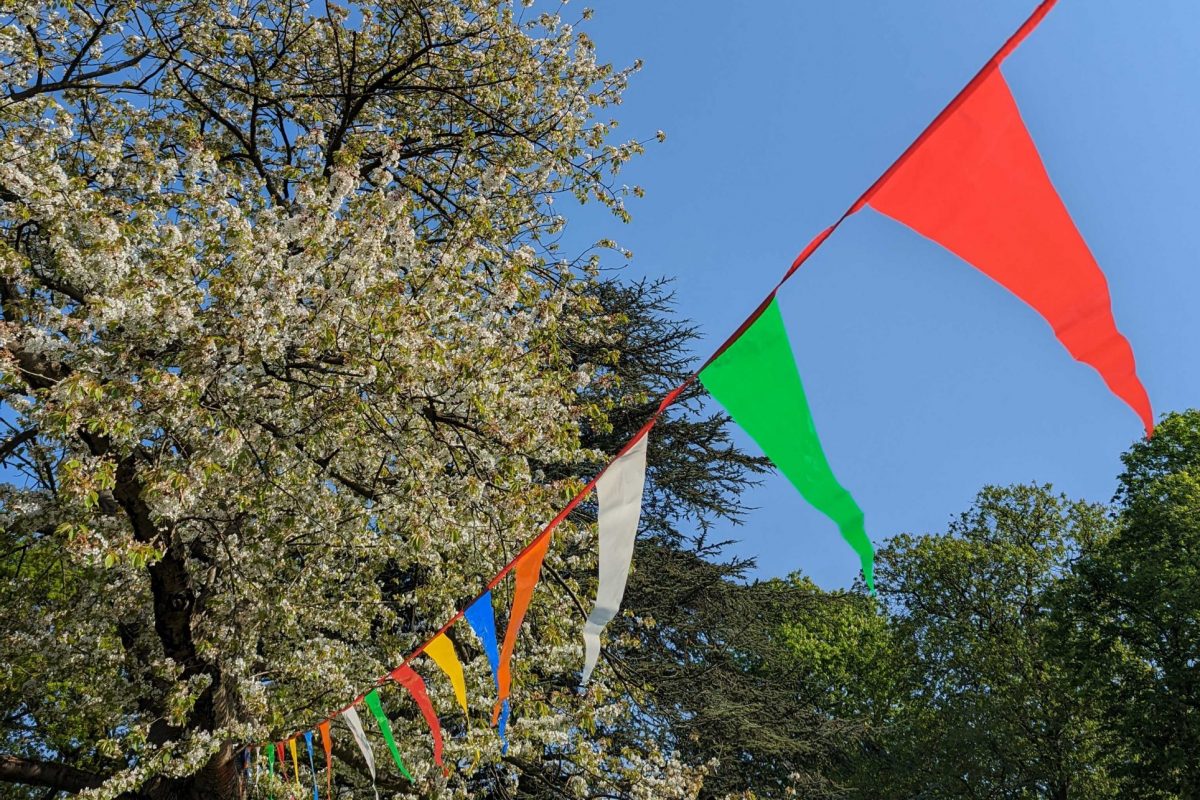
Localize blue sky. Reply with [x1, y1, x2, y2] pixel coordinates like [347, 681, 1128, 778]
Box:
[568, 1, 1200, 588]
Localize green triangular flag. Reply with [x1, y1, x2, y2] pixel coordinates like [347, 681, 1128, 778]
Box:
[266, 743, 276, 800]
[364, 689, 413, 782]
[699, 296, 875, 592]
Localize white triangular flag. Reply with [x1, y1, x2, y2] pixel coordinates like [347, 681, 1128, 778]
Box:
[581, 430, 649, 685]
[340, 706, 379, 800]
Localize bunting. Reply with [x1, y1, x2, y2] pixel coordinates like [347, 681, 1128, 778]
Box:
[494, 534, 552, 728]
[391, 664, 447, 773]
[340, 706, 378, 800]
[243, 0, 1160, 780]
[700, 298, 875, 591]
[581, 430, 650, 685]
[464, 591, 510, 750]
[364, 689, 414, 782]
[424, 633, 469, 716]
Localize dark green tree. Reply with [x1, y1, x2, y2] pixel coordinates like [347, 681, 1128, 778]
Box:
[1057, 410, 1200, 798]
[567, 277, 772, 541]
[853, 485, 1120, 800]
[613, 552, 873, 800]
[569, 280, 878, 799]
[502, 278, 877, 800]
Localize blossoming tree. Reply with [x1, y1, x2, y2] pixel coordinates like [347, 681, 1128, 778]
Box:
[0, 1, 705, 797]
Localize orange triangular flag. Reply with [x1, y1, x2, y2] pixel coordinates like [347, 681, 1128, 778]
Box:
[492, 534, 552, 725]
[317, 721, 333, 798]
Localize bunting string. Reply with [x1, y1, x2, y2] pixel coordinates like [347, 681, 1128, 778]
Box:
[246, 0, 1157, 784]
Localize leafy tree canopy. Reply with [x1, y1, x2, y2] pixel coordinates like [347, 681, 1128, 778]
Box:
[0, 0, 693, 797]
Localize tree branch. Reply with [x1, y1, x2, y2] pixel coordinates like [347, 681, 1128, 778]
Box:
[0, 755, 104, 793]
[4, 49, 151, 105]
[0, 426, 38, 464]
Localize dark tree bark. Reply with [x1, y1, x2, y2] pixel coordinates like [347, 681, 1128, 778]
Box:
[0, 756, 103, 794]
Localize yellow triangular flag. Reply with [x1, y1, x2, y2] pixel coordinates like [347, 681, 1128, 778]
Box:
[424, 632, 469, 715]
[288, 737, 301, 793]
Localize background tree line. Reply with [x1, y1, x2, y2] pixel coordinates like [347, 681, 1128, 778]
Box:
[604, 408, 1200, 800]
[534, 274, 1200, 800]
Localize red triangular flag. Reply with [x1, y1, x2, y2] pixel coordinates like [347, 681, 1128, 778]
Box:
[865, 65, 1153, 434]
[389, 664, 447, 774]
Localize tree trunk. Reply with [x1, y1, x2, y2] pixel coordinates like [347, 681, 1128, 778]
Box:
[142, 744, 240, 800]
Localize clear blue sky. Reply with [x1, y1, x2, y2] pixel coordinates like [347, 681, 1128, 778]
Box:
[568, 0, 1200, 588]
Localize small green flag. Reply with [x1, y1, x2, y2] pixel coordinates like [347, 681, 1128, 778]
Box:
[266, 743, 276, 800]
[699, 296, 875, 591]
[364, 689, 413, 781]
